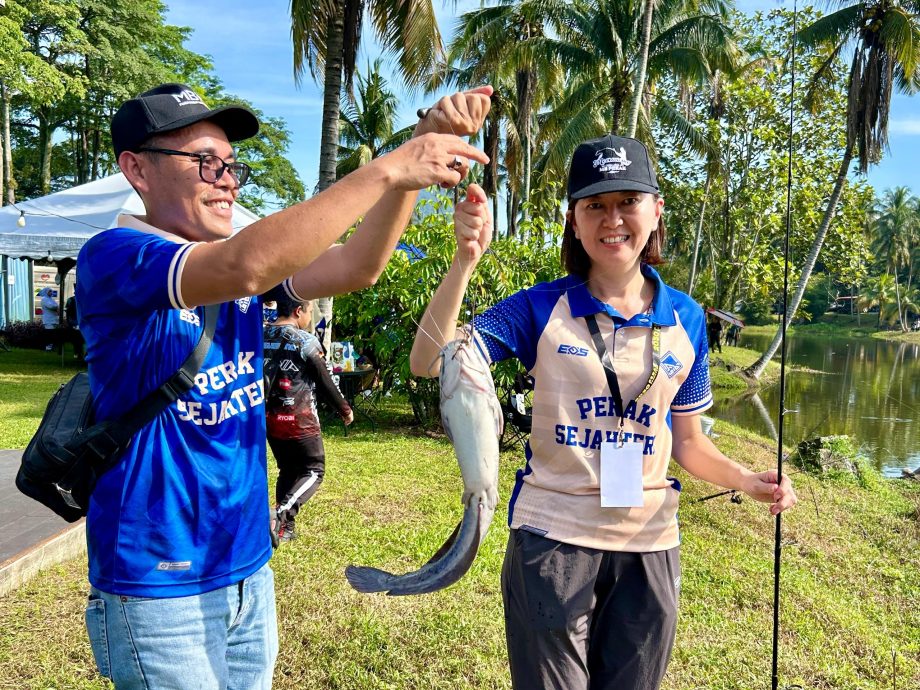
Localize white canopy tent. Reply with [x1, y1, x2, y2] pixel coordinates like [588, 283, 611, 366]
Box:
[0, 173, 260, 261]
[0, 174, 261, 326]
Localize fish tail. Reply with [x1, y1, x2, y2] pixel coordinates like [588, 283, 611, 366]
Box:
[344, 565, 399, 593]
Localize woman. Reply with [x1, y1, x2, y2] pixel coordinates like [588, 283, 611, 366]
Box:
[409, 134, 796, 690]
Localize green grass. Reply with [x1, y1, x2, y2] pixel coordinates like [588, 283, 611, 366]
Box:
[708, 344, 782, 391]
[1, 346, 918, 689]
[0, 345, 84, 449]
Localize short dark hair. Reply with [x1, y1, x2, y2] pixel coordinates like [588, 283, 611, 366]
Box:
[560, 195, 666, 277]
[262, 285, 309, 318]
[274, 292, 300, 318]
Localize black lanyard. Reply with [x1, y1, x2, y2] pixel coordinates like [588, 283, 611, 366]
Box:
[584, 313, 661, 425]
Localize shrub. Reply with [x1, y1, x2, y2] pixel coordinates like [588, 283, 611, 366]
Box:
[1, 320, 47, 349]
[334, 194, 564, 425]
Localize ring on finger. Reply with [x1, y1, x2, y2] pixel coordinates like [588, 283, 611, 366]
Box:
[448, 155, 463, 170]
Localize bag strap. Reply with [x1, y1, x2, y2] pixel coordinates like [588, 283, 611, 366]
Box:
[72, 304, 220, 459]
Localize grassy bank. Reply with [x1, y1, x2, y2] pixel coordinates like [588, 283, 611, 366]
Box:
[1, 348, 918, 689]
[707, 343, 782, 392]
[744, 313, 920, 344]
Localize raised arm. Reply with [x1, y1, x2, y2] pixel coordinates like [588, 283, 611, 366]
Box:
[409, 184, 493, 378]
[179, 88, 492, 307]
[289, 87, 493, 300]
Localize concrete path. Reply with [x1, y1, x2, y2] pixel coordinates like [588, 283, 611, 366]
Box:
[0, 449, 85, 596]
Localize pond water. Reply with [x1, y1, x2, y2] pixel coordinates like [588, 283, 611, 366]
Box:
[709, 333, 920, 477]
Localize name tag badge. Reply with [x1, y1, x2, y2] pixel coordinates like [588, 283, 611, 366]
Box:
[600, 441, 644, 508]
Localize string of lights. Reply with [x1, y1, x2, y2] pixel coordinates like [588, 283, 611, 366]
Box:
[6, 201, 110, 231]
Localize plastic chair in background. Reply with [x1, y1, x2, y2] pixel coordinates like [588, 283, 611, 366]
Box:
[500, 373, 534, 452]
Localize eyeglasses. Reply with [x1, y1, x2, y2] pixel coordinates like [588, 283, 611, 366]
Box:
[136, 147, 251, 185]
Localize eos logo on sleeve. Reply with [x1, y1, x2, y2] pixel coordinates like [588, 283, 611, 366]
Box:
[557, 344, 589, 357]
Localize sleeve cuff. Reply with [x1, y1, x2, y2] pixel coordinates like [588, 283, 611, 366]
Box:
[168, 242, 201, 310]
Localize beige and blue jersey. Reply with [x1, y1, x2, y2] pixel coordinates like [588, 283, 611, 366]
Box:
[471, 265, 712, 552]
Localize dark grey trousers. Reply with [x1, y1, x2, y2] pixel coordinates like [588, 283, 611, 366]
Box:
[501, 529, 680, 690]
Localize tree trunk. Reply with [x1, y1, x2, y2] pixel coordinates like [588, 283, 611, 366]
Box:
[893, 264, 905, 331]
[483, 111, 499, 231]
[625, 0, 656, 137]
[515, 69, 535, 222]
[508, 191, 519, 238]
[317, 7, 345, 194]
[38, 109, 53, 195]
[2, 86, 11, 205]
[91, 127, 101, 180]
[314, 4, 346, 349]
[744, 144, 854, 380]
[688, 172, 713, 295]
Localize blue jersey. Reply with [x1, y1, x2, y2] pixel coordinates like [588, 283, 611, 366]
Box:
[76, 220, 271, 597]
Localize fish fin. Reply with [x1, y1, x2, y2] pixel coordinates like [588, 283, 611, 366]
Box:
[344, 564, 398, 593]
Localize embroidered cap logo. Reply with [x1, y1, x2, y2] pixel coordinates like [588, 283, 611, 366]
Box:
[592, 148, 632, 175]
[172, 90, 205, 107]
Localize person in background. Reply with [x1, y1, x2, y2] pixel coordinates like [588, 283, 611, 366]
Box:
[39, 287, 59, 351]
[725, 323, 740, 347]
[409, 134, 796, 690]
[263, 289, 353, 543]
[64, 290, 84, 360]
[707, 315, 723, 353]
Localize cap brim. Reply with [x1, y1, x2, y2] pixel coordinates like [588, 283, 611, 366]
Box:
[570, 179, 659, 200]
[153, 105, 260, 143]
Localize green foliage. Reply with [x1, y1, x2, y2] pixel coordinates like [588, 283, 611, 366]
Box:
[1, 319, 49, 349]
[736, 297, 775, 326]
[333, 193, 564, 423]
[4, 0, 301, 207]
[800, 272, 835, 323]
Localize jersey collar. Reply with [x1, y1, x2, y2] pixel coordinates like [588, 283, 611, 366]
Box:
[566, 264, 677, 327]
[116, 214, 191, 245]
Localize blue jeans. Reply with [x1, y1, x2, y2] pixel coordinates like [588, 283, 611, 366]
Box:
[85, 563, 278, 689]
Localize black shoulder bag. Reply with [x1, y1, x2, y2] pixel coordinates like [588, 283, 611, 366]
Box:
[16, 304, 219, 522]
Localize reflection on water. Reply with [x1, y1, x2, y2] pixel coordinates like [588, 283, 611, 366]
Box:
[710, 333, 920, 476]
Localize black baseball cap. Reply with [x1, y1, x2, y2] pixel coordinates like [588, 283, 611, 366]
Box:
[111, 83, 259, 157]
[567, 134, 659, 200]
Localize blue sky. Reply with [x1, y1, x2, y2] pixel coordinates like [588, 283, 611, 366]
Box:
[164, 0, 920, 199]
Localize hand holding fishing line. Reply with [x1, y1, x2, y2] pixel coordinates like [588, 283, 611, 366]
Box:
[453, 184, 493, 271]
[416, 86, 492, 189]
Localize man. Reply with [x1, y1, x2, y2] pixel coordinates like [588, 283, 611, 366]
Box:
[76, 82, 490, 688]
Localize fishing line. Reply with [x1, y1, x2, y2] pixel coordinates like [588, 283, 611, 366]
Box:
[772, 2, 797, 688]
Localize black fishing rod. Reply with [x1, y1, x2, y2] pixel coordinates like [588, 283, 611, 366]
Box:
[772, 2, 797, 689]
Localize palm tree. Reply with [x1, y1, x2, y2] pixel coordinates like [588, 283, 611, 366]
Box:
[530, 0, 736, 180]
[857, 273, 898, 327]
[872, 186, 916, 330]
[626, 0, 658, 137]
[444, 0, 563, 234]
[290, 0, 444, 193]
[290, 0, 443, 351]
[336, 60, 413, 178]
[744, 0, 920, 379]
